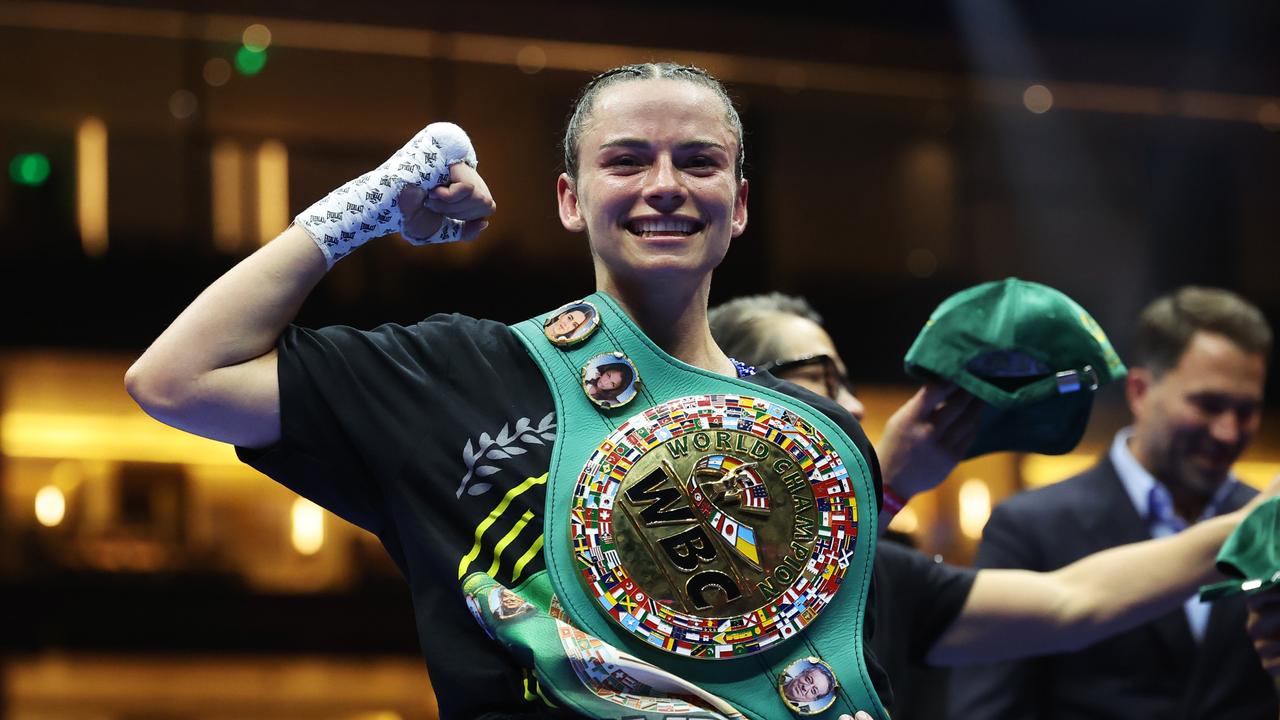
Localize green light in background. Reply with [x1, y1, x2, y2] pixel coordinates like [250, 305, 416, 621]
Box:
[9, 153, 51, 186]
[234, 46, 268, 76]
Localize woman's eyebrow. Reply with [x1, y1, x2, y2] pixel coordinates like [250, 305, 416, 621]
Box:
[678, 139, 729, 153]
[598, 138, 727, 152]
[598, 138, 648, 151]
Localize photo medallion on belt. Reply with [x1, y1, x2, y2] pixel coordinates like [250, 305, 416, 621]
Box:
[778, 656, 841, 716]
[581, 352, 642, 410]
[570, 394, 860, 659]
[543, 300, 601, 348]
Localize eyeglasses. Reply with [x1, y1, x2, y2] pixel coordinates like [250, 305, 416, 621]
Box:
[759, 354, 857, 402]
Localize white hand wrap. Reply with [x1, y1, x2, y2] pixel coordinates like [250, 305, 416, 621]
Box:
[295, 122, 478, 267]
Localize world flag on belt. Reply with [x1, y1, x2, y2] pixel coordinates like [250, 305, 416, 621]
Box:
[741, 482, 770, 511]
[713, 512, 760, 567]
[598, 476, 620, 496]
[814, 478, 844, 496]
[615, 593, 639, 614]
[683, 473, 762, 567]
[699, 455, 773, 514]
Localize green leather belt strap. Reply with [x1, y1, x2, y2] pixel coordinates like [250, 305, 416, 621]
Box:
[508, 291, 886, 720]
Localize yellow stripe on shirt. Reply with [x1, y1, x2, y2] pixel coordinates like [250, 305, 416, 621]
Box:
[457, 473, 547, 579]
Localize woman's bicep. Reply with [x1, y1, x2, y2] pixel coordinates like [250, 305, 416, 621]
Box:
[175, 350, 282, 448]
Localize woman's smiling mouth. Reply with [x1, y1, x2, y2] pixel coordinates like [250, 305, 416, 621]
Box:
[625, 216, 705, 238]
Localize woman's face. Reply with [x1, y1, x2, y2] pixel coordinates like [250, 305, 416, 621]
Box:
[595, 367, 624, 392]
[548, 309, 586, 337]
[557, 79, 748, 288]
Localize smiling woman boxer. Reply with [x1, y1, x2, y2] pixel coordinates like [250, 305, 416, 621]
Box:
[125, 63, 901, 720]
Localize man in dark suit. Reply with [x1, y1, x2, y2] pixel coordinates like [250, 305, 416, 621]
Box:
[950, 286, 1277, 720]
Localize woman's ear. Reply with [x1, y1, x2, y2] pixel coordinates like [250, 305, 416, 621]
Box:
[557, 173, 586, 232]
[731, 177, 749, 238]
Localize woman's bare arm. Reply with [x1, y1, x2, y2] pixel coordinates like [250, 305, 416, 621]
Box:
[125, 225, 326, 448]
[126, 122, 493, 449]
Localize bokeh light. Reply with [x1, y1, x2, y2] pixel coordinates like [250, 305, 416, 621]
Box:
[958, 478, 992, 539]
[515, 45, 546, 74]
[9, 153, 51, 186]
[1022, 83, 1054, 114]
[77, 117, 109, 255]
[203, 57, 232, 87]
[168, 89, 198, 119]
[242, 23, 272, 52]
[35, 485, 66, 527]
[235, 46, 268, 76]
[291, 497, 324, 555]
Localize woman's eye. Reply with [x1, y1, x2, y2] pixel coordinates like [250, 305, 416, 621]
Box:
[684, 155, 725, 174]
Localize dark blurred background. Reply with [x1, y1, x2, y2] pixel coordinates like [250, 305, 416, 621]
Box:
[1, 1, 1278, 717]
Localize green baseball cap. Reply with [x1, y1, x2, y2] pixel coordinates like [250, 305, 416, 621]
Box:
[904, 278, 1127, 458]
[1199, 496, 1280, 602]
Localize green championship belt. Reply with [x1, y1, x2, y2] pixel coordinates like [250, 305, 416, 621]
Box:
[492, 291, 885, 720]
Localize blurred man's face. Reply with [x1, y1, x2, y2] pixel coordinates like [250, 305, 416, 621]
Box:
[1129, 330, 1266, 500]
[768, 314, 866, 421]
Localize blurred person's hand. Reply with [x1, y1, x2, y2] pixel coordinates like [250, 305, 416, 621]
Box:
[399, 163, 495, 243]
[877, 381, 981, 502]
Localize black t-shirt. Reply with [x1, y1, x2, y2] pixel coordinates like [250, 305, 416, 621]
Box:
[868, 539, 977, 715]
[239, 313, 894, 719]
